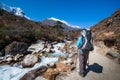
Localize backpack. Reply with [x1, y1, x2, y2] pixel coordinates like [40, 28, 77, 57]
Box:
[81, 30, 94, 51]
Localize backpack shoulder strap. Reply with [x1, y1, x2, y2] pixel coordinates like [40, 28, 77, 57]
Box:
[81, 35, 85, 49]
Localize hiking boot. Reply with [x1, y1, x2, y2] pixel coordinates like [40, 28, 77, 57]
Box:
[78, 72, 85, 77]
[84, 67, 86, 71]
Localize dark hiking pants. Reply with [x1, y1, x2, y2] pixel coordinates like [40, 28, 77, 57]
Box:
[78, 50, 89, 74]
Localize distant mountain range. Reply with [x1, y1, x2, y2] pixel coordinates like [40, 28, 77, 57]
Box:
[0, 2, 81, 30]
[0, 2, 30, 19]
[41, 17, 81, 31]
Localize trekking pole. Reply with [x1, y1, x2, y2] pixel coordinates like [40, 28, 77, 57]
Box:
[87, 53, 89, 66]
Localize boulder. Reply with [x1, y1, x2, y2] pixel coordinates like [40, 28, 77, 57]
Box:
[20, 66, 47, 80]
[43, 68, 59, 80]
[55, 63, 71, 72]
[27, 40, 45, 53]
[22, 54, 39, 68]
[4, 41, 28, 55]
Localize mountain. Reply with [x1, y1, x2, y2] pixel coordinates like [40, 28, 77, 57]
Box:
[0, 2, 30, 19]
[41, 17, 80, 31]
[91, 8, 120, 52]
[0, 9, 81, 50]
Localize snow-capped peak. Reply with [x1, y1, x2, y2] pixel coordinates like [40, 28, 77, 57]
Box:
[48, 17, 80, 28]
[41, 17, 80, 31]
[48, 17, 70, 26]
[0, 2, 30, 19]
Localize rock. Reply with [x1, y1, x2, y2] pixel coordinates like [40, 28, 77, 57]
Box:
[50, 48, 55, 53]
[46, 48, 51, 53]
[4, 55, 14, 62]
[43, 68, 59, 80]
[51, 41, 57, 45]
[6, 57, 13, 62]
[69, 53, 78, 70]
[35, 76, 47, 80]
[60, 58, 73, 64]
[47, 44, 52, 49]
[27, 40, 45, 53]
[56, 63, 71, 72]
[4, 41, 28, 55]
[45, 43, 55, 53]
[58, 47, 66, 53]
[58, 56, 66, 61]
[56, 72, 68, 80]
[20, 66, 47, 80]
[106, 50, 120, 59]
[0, 57, 4, 60]
[63, 43, 69, 53]
[34, 52, 43, 57]
[14, 54, 24, 61]
[42, 48, 47, 53]
[69, 46, 77, 54]
[22, 54, 39, 68]
[60, 58, 76, 70]
[47, 62, 56, 68]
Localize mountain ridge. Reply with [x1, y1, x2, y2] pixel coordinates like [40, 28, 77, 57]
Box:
[41, 17, 81, 31]
[0, 2, 30, 19]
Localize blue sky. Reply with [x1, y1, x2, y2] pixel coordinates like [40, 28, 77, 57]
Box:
[0, 0, 120, 28]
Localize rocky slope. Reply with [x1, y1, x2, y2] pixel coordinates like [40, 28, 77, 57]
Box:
[91, 8, 120, 52]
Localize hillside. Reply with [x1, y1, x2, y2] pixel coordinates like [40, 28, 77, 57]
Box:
[0, 9, 81, 50]
[91, 9, 120, 52]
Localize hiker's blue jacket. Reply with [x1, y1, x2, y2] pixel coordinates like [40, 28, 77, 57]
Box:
[77, 36, 90, 53]
[77, 36, 83, 48]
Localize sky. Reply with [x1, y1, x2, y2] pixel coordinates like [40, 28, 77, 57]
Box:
[0, 0, 120, 28]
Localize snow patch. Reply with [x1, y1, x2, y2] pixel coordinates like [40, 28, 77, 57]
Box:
[48, 17, 80, 28]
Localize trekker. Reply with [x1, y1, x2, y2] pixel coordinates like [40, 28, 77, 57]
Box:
[77, 28, 94, 77]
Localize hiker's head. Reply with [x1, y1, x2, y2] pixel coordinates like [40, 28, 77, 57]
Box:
[81, 28, 91, 36]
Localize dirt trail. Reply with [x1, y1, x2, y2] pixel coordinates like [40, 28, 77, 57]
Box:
[64, 46, 120, 80]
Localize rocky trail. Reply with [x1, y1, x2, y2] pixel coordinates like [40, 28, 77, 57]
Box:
[63, 46, 120, 80]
